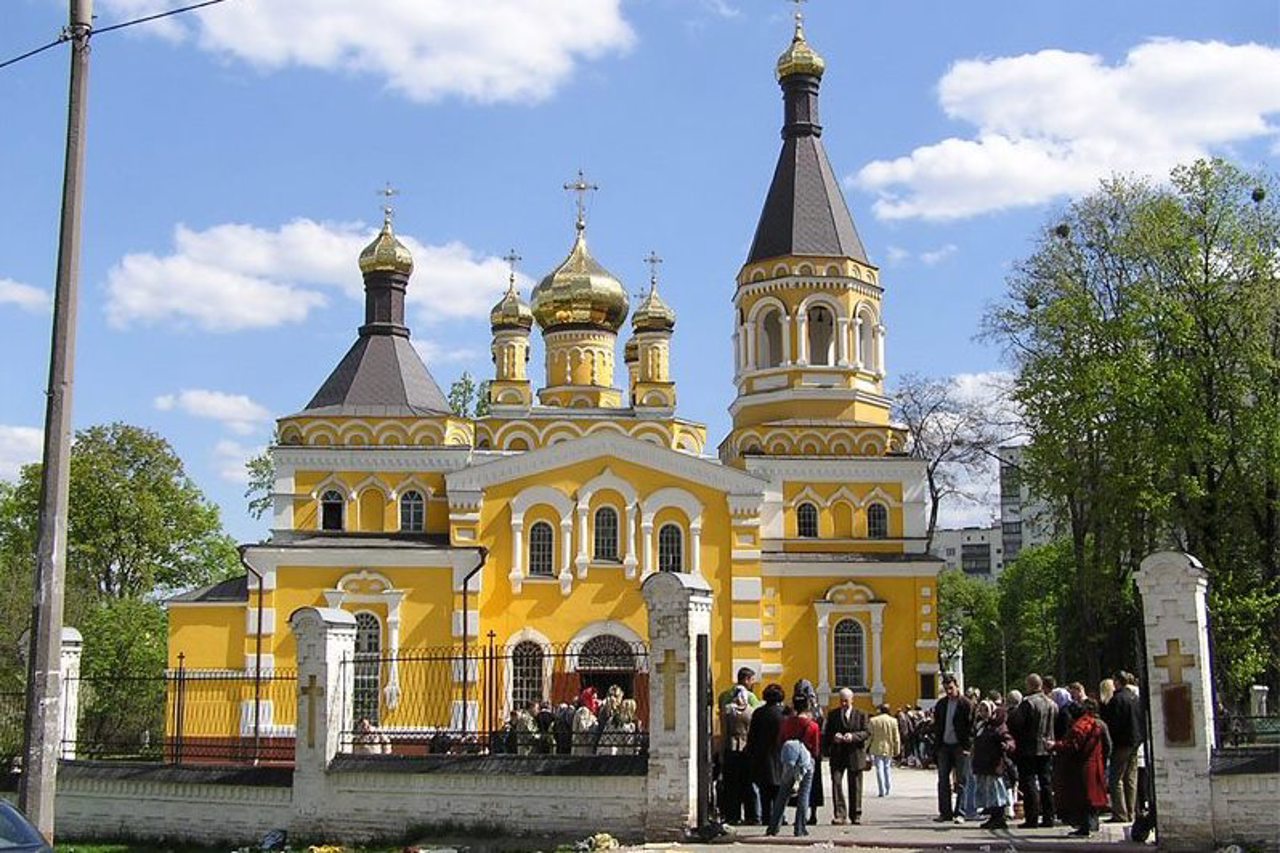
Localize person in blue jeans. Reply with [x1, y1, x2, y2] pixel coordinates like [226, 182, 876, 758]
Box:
[768, 696, 821, 836]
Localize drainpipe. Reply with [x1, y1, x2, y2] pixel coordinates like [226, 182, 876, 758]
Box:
[238, 545, 265, 765]
[459, 546, 489, 739]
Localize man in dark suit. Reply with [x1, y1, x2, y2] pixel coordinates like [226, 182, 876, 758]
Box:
[824, 687, 870, 825]
[745, 683, 787, 817]
[931, 673, 974, 823]
[1008, 673, 1058, 828]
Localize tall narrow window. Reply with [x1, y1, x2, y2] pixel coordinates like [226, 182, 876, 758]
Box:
[833, 618, 866, 690]
[593, 507, 619, 561]
[399, 490, 425, 532]
[807, 306, 834, 366]
[858, 312, 875, 368]
[511, 640, 545, 709]
[353, 612, 381, 724]
[867, 503, 889, 539]
[658, 524, 683, 573]
[797, 502, 819, 538]
[528, 522, 554, 577]
[759, 309, 784, 368]
[320, 490, 344, 531]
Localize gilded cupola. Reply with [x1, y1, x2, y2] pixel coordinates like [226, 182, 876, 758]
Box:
[358, 207, 414, 276]
[633, 252, 676, 333]
[530, 222, 629, 333]
[776, 13, 826, 80]
[490, 279, 533, 331]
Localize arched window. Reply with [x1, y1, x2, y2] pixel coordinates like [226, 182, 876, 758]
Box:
[528, 522, 555, 577]
[579, 634, 638, 672]
[807, 306, 834, 366]
[797, 502, 819, 538]
[867, 503, 889, 539]
[320, 490, 344, 531]
[593, 507, 619, 561]
[759, 309, 784, 368]
[399, 490, 425, 532]
[353, 612, 381, 724]
[833, 618, 866, 690]
[658, 523, 683, 573]
[511, 640, 545, 709]
[858, 311, 876, 368]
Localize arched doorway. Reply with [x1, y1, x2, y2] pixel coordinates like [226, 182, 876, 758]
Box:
[577, 634, 641, 699]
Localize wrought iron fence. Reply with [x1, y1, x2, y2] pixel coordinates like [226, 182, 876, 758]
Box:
[1214, 713, 1280, 748]
[65, 657, 297, 765]
[338, 634, 650, 756]
[1, 691, 24, 771]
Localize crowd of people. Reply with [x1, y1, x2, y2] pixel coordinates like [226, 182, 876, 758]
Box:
[715, 667, 1148, 838]
[494, 685, 643, 756]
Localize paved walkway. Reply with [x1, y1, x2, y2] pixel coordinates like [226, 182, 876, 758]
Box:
[666, 767, 1151, 852]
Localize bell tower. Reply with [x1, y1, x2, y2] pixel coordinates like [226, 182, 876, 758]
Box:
[723, 11, 901, 464]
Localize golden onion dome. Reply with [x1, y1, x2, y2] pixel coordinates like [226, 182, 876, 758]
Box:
[531, 224, 629, 333]
[632, 281, 676, 333]
[359, 209, 414, 276]
[490, 278, 534, 332]
[776, 15, 826, 80]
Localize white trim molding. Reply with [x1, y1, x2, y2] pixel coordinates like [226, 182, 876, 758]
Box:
[813, 581, 887, 706]
[323, 570, 406, 709]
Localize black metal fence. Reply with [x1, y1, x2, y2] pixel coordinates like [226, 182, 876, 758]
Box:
[338, 634, 650, 756]
[65, 657, 297, 765]
[1215, 713, 1280, 749]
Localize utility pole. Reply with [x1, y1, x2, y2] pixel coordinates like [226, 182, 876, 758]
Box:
[20, 0, 92, 840]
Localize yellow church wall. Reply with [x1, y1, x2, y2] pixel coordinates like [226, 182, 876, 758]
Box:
[730, 399, 893, 432]
[167, 605, 246, 670]
[292, 471, 450, 535]
[278, 416, 474, 449]
[735, 255, 880, 289]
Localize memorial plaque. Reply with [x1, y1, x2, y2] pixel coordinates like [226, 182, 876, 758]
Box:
[1163, 683, 1195, 746]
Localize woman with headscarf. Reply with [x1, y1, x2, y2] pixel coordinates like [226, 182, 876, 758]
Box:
[971, 700, 1016, 829]
[1051, 698, 1112, 836]
[792, 680, 825, 824]
[1049, 686, 1079, 827]
[721, 685, 758, 824]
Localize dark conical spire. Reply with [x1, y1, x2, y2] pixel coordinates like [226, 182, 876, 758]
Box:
[746, 18, 868, 266]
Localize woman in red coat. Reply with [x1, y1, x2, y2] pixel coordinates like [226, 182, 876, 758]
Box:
[1050, 698, 1112, 836]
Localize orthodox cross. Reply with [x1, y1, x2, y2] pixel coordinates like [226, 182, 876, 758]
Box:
[789, 0, 807, 24]
[300, 674, 325, 749]
[655, 648, 686, 731]
[377, 182, 399, 223]
[564, 169, 599, 230]
[1153, 638, 1196, 685]
[644, 250, 663, 290]
[502, 249, 522, 288]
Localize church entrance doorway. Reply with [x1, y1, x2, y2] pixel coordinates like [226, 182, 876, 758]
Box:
[576, 634, 640, 698]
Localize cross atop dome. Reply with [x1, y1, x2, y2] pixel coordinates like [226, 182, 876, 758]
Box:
[564, 169, 599, 232]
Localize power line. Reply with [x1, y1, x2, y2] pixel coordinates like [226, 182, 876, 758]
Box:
[0, 0, 230, 70]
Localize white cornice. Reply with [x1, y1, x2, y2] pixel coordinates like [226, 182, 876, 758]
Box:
[729, 387, 892, 417]
[762, 561, 943, 578]
[447, 432, 767, 496]
[744, 455, 927, 484]
[273, 446, 474, 474]
[734, 277, 883, 302]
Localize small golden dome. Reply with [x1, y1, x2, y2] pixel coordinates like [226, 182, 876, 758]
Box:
[776, 16, 825, 80]
[624, 336, 639, 363]
[490, 278, 533, 331]
[633, 281, 675, 333]
[531, 224, 629, 333]
[359, 210, 414, 276]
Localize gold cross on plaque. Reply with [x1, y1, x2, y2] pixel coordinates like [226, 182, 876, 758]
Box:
[1153, 638, 1196, 685]
[655, 648, 686, 731]
[300, 674, 325, 748]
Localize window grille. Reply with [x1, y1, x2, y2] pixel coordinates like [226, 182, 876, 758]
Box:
[511, 640, 545, 709]
[833, 618, 866, 690]
[529, 522, 554, 577]
[400, 490, 425, 532]
[593, 507, 619, 561]
[353, 612, 381, 724]
[578, 635, 636, 671]
[320, 490, 344, 531]
[658, 524, 683, 573]
[797, 502, 819, 538]
[867, 503, 888, 539]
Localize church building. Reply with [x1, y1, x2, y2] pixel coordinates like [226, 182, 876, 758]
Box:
[167, 15, 943, 738]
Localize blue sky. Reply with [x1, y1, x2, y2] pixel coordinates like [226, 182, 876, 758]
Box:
[1, 0, 1277, 541]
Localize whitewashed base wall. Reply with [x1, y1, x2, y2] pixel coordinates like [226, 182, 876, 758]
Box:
[1211, 773, 1280, 850]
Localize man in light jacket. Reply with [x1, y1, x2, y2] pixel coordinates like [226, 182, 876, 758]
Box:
[867, 703, 901, 797]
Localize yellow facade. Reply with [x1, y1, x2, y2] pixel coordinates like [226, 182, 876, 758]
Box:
[166, 18, 943, 746]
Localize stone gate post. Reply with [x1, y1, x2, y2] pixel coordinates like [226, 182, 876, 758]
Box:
[288, 607, 356, 837]
[59, 627, 83, 760]
[642, 571, 712, 841]
[1135, 551, 1215, 851]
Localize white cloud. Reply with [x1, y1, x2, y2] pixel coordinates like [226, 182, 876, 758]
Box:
[106, 219, 521, 333]
[698, 0, 739, 17]
[0, 426, 43, 481]
[0, 278, 50, 313]
[99, 0, 634, 104]
[919, 244, 958, 266]
[212, 439, 260, 484]
[154, 389, 272, 435]
[854, 39, 1280, 220]
[884, 246, 910, 266]
[412, 339, 482, 367]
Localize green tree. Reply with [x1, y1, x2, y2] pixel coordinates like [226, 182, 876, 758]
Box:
[448, 371, 490, 418]
[937, 569, 1001, 693]
[245, 446, 275, 521]
[2, 423, 238, 602]
[77, 598, 168, 757]
[984, 159, 1280, 700]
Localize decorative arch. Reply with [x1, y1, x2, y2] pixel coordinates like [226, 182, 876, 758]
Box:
[566, 621, 648, 673]
[786, 485, 828, 509]
[509, 485, 575, 594]
[576, 467, 639, 577]
[504, 627, 554, 714]
[813, 581, 886, 705]
[374, 423, 411, 446]
[339, 423, 376, 446]
[278, 425, 303, 445]
[324, 570, 404, 709]
[511, 484, 574, 518]
[302, 423, 339, 446]
[641, 487, 704, 577]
